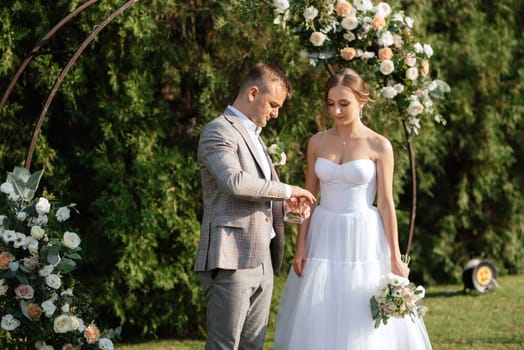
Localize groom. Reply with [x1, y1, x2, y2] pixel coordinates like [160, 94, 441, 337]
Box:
[195, 62, 315, 350]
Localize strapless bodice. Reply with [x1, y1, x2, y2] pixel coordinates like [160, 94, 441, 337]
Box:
[315, 157, 376, 213]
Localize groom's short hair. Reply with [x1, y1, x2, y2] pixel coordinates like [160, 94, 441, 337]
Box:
[240, 62, 292, 98]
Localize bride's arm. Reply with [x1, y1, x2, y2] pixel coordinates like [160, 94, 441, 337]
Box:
[293, 135, 320, 277]
[376, 137, 409, 278]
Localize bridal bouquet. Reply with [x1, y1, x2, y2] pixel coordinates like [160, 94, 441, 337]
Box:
[0, 166, 119, 349]
[369, 272, 427, 328]
[271, 0, 450, 135]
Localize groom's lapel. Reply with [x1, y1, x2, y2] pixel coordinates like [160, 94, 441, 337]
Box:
[224, 112, 269, 177]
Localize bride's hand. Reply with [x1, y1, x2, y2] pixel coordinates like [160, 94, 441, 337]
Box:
[292, 244, 307, 277]
[391, 258, 410, 278]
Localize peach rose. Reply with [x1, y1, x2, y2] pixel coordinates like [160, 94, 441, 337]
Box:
[27, 303, 42, 320]
[0, 251, 14, 270]
[340, 47, 357, 61]
[421, 60, 430, 76]
[336, 1, 352, 17]
[378, 47, 393, 61]
[84, 323, 101, 344]
[372, 14, 386, 30]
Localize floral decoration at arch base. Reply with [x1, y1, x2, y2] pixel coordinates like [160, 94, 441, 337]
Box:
[271, 0, 450, 254]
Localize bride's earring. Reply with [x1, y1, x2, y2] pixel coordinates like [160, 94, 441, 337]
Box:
[359, 107, 363, 119]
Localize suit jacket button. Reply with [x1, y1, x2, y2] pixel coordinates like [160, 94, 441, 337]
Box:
[265, 217, 270, 222]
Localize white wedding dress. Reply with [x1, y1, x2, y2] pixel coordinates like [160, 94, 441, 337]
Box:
[274, 158, 432, 350]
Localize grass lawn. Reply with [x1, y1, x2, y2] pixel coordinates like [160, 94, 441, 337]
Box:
[117, 273, 524, 349]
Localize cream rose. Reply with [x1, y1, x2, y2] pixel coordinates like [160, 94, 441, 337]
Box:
[341, 16, 359, 30]
[63, 231, 81, 249]
[31, 225, 45, 240]
[405, 53, 417, 67]
[303, 6, 319, 20]
[309, 31, 327, 47]
[54, 314, 72, 333]
[406, 67, 419, 81]
[408, 100, 424, 116]
[340, 47, 357, 61]
[381, 86, 397, 99]
[379, 60, 395, 75]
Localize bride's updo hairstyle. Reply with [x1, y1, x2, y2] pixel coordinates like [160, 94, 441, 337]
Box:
[324, 68, 371, 106]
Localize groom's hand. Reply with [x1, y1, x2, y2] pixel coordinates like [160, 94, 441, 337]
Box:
[289, 185, 316, 204]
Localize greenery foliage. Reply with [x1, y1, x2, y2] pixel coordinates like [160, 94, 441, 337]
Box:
[0, 0, 523, 341]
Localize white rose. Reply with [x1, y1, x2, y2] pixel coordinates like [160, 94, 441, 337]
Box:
[423, 44, 433, 57]
[42, 300, 57, 317]
[414, 42, 423, 53]
[39, 264, 54, 277]
[46, 274, 62, 289]
[406, 67, 419, 81]
[393, 83, 405, 93]
[31, 225, 45, 240]
[35, 197, 51, 215]
[55, 206, 71, 222]
[341, 16, 359, 30]
[16, 211, 27, 221]
[353, 0, 373, 11]
[28, 238, 39, 255]
[61, 303, 70, 313]
[303, 6, 319, 20]
[70, 315, 81, 330]
[1, 314, 21, 331]
[379, 60, 395, 75]
[374, 2, 391, 17]
[309, 31, 327, 47]
[343, 31, 356, 42]
[377, 31, 394, 47]
[381, 86, 397, 98]
[53, 314, 72, 333]
[62, 231, 81, 249]
[98, 338, 114, 350]
[408, 101, 424, 116]
[273, 0, 289, 13]
[405, 16, 414, 28]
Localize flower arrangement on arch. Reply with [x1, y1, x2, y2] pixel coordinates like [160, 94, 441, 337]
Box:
[0, 166, 120, 349]
[271, 0, 450, 134]
[369, 272, 428, 328]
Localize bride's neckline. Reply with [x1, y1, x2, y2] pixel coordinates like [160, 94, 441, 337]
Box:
[317, 157, 375, 166]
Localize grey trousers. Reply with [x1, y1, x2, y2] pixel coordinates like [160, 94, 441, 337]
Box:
[199, 256, 273, 350]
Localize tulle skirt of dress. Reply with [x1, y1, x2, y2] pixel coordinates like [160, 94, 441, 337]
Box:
[273, 206, 432, 350]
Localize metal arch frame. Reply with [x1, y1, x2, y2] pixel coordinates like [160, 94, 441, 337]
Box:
[0, 0, 99, 112]
[0, 0, 140, 170]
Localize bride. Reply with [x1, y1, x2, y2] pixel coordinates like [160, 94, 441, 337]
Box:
[274, 68, 432, 349]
